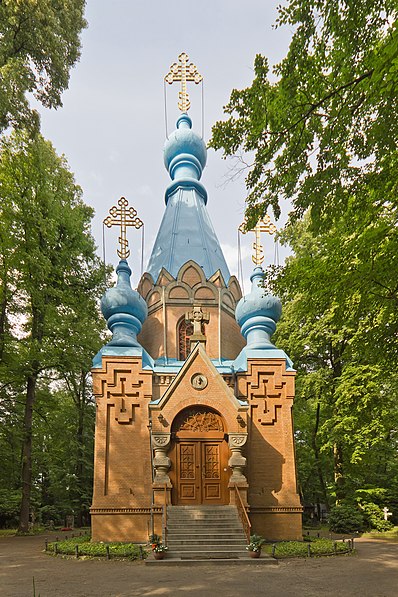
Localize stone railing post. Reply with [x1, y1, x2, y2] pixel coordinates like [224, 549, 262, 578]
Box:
[228, 433, 248, 484]
[151, 433, 172, 485]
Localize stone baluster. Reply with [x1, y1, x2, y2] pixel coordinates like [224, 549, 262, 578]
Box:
[228, 433, 248, 483]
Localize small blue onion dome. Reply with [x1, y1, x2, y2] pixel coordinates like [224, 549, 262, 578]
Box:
[235, 267, 282, 349]
[164, 114, 207, 182]
[101, 260, 148, 347]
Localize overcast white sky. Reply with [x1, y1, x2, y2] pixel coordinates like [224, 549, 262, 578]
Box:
[36, 1, 292, 290]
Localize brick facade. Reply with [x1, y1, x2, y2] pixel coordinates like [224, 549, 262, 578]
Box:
[91, 261, 302, 542]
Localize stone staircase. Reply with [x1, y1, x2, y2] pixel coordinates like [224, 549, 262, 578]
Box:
[164, 505, 248, 560]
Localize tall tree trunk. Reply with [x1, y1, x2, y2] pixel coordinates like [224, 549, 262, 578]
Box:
[18, 371, 38, 533]
[312, 399, 329, 507]
[75, 384, 84, 528]
[333, 442, 345, 503]
[18, 300, 44, 533]
[0, 268, 8, 363]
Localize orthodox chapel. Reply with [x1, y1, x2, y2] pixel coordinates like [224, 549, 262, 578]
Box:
[90, 54, 302, 551]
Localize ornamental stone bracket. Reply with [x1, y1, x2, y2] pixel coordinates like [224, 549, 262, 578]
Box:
[228, 433, 248, 484]
[151, 433, 172, 486]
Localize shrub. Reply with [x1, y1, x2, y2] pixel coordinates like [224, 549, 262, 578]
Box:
[328, 504, 364, 533]
[361, 502, 394, 532]
[0, 489, 21, 528]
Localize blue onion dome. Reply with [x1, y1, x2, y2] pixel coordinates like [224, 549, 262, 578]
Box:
[235, 267, 282, 349]
[164, 114, 207, 183]
[101, 260, 147, 347]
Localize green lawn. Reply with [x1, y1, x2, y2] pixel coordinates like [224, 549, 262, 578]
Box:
[361, 526, 398, 542]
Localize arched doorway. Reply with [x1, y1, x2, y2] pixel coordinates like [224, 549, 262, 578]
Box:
[170, 406, 229, 505]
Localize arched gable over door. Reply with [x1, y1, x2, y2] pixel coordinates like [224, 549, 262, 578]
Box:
[170, 406, 229, 505]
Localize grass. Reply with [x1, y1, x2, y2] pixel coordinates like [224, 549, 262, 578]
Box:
[0, 529, 17, 537]
[361, 526, 398, 542]
[46, 535, 146, 560]
[263, 537, 352, 558]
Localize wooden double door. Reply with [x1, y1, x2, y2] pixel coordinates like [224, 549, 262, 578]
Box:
[170, 407, 229, 505]
[173, 438, 229, 505]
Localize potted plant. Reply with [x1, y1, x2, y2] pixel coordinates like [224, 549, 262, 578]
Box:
[153, 543, 168, 560]
[246, 534, 266, 558]
[149, 533, 168, 560]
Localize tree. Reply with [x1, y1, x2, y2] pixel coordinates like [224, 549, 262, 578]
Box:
[210, 0, 398, 512]
[0, 0, 86, 133]
[269, 210, 398, 505]
[0, 131, 105, 532]
[210, 0, 398, 229]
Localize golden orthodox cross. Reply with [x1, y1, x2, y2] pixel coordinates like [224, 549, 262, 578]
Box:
[103, 197, 143, 260]
[164, 52, 203, 112]
[239, 215, 277, 266]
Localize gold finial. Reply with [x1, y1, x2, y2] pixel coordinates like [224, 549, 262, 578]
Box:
[103, 197, 143, 260]
[239, 215, 277, 266]
[164, 52, 203, 112]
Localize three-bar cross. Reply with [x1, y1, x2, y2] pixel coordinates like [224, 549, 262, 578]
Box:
[103, 197, 143, 260]
[165, 52, 203, 113]
[239, 215, 277, 266]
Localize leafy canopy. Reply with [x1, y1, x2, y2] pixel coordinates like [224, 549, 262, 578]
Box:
[0, 0, 86, 132]
[210, 0, 398, 228]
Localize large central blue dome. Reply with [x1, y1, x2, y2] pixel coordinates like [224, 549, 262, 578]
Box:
[146, 114, 230, 283]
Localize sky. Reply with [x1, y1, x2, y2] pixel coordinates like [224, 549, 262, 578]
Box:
[36, 0, 292, 290]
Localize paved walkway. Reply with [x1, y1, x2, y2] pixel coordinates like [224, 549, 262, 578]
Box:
[0, 533, 397, 596]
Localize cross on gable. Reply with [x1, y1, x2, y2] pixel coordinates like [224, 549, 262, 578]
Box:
[164, 52, 203, 113]
[103, 197, 143, 260]
[239, 214, 277, 266]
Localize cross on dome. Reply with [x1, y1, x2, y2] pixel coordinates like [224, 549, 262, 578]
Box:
[239, 215, 277, 266]
[103, 197, 143, 260]
[164, 52, 203, 113]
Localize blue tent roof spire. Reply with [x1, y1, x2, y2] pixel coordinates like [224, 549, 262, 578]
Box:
[146, 115, 230, 282]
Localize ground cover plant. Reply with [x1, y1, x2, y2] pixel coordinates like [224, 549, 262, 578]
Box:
[264, 537, 351, 558]
[46, 535, 145, 560]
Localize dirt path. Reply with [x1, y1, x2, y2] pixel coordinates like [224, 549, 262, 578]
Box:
[0, 534, 397, 597]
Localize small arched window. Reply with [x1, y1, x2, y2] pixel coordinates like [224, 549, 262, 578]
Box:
[177, 318, 193, 361]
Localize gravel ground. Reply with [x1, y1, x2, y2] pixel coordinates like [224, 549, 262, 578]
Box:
[0, 532, 397, 597]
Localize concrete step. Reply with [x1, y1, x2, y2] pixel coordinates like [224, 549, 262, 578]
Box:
[167, 513, 239, 522]
[167, 532, 246, 539]
[146, 555, 277, 566]
[151, 505, 251, 563]
[167, 537, 246, 547]
[167, 547, 247, 558]
[168, 521, 240, 527]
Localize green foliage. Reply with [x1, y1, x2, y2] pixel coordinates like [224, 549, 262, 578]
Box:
[0, 131, 108, 530]
[246, 534, 266, 552]
[0, 489, 21, 528]
[212, 2, 398, 510]
[360, 503, 394, 532]
[47, 536, 144, 560]
[211, 1, 398, 230]
[265, 538, 350, 558]
[328, 505, 364, 533]
[0, 0, 87, 133]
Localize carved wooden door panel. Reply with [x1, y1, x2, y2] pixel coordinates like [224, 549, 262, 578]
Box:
[176, 441, 201, 505]
[202, 442, 223, 503]
[172, 407, 228, 505]
[175, 440, 228, 505]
